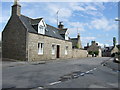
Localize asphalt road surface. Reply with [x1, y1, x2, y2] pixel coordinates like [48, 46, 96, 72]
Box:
[2, 57, 120, 89]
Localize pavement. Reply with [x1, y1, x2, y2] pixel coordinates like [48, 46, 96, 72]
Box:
[1, 57, 120, 89]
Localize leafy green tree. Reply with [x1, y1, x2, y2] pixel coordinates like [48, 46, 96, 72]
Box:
[94, 51, 99, 56]
[88, 51, 99, 57]
[88, 51, 93, 55]
[76, 43, 79, 48]
[113, 37, 116, 46]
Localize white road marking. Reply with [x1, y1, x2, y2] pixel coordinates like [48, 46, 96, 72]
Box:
[80, 73, 85, 76]
[85, 71, 90, 74]
[85, 67, 97, 74]
[93, 67, 97, 70]
[49, 81, 61, 85]
[89, 70, 93, 72]
[38, 87, 44, 89]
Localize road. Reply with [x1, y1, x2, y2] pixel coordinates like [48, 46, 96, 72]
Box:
[2, 57, 120, 89]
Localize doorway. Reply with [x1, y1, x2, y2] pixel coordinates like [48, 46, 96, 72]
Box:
[56, 45, 60, 58]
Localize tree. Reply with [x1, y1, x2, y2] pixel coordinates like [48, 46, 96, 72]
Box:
[113, 37, 116, 46]
[88, 51, 99, 57]
[94, 51, 99, 56]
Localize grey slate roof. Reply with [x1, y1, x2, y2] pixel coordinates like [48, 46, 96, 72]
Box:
[70, 38, 78, 47]
[103, 46, 114, 52]
[58, 29, 67, 34]
[46, 24, 64, 40]
[19, 15, 64, 40]
[19, 15, 38, 33]
[31, 18, 43, 25]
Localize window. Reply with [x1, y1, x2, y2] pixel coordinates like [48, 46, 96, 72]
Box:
[38, 25, 45, 34]
[38, 43, 44, 55]
[52, 44, 55, 55]
[65, 34, 69, 40]
[65, 31, 69, 40]
[65, 46, 68, 55]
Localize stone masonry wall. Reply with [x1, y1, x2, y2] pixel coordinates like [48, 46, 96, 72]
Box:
[2, 15, 27, 61]
[28, 33, 73, 61]
[72, 49, 88, 58]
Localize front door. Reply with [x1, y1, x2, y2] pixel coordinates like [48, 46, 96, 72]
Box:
[56, 45, 60, 58]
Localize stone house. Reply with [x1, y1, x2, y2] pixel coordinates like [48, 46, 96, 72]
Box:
[70, 33, 82, 49]
[84, 41, 102, 57]
[2, 1, 87, 61]
[102, 46, 119, 57]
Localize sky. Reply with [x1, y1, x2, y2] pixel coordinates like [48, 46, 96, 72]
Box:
[0, 0, 119, 47]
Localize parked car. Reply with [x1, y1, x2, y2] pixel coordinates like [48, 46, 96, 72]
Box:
[113, 54, 120, 63]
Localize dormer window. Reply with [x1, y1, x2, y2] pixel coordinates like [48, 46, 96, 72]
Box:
[38, 19, 46, 35]
[38, 25, 45, 34]
[65, 31, 69, 40]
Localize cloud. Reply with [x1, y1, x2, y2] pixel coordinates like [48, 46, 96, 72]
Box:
[1, 8, 10, 23]
[82, 37, 96, 41]
[81, 36, 96, 45]
[0, 16, 10, 23]
[68, 22, 88, 37]
[2, 0, 119, 2]
[96, 42, 110, 48]
[86, 5, 97, 11]
[90, 17, 117, 31]
[69, 22, 86, 31]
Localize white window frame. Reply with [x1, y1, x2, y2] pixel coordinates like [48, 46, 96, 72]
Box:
[38, 43, 44, 55]
[38, 19, 46, 35]
[52, 44, 55, 55]
[65, 31, 69, 40]
[65, 46, 68, 55]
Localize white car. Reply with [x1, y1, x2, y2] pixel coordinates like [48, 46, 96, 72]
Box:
[114, 55, 120, 63]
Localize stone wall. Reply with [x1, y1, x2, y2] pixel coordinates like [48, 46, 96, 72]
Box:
[28, 32, 72, 61]
[72, 49, 88, 58]
[111, 46, 119, 54]
[2, 15, 27, 61]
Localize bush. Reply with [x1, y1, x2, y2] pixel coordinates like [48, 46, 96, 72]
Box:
[88, 51, 93, 55]
[88, 51, 99, 56]
[94, 51, 99, 55]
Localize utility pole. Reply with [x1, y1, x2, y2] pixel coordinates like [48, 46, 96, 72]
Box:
[115, 1, 120, 45]
[115, 2, 120, 58]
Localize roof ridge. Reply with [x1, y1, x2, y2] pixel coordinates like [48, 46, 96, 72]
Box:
[46, 24, 60, 30]
[21, 15, 43, 21]
[32, 18, 43, 20]
[21, 14, 32, 20]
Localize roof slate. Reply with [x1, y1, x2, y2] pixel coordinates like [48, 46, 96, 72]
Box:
[70, 38, 78, 47]
[19, 15, 65, 40]
[59, 29, 67, 34]
[31, 18, 43, 25]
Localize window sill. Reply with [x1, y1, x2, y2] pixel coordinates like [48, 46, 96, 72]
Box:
[38, 53, 43, 55]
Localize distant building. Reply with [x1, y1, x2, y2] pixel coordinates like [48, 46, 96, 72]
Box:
[102, 37, 119, 57]
[84, 41, 102, 57]
[2, 1, 87, 61]
[102, 46, 119, 57]
[70, 33, 82, 49]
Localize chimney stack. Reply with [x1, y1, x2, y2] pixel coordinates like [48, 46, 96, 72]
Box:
[58, 22, 64, 29]
[91, 41, 96, 45]
[87, 43, 89, 47]
[12, 0, 21, 16]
